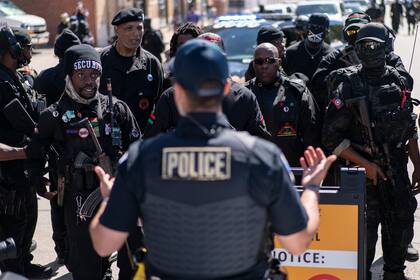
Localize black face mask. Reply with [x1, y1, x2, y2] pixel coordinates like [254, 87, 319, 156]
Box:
[356, 41, 386, 69]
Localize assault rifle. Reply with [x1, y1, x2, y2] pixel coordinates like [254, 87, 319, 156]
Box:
[346, 96, 395, 240]
[72, 117, 113, 221]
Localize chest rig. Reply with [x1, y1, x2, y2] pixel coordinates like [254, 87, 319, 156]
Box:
[53, 96, 122, 192]
[345, 67, 415, 147]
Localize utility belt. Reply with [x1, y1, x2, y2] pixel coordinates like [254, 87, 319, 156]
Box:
[133, 257, 286, 280]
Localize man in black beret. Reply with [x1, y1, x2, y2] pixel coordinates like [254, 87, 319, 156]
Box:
[100, 8, 163, 279]
[100, 8, 163, 133]
[26, 44, 140, 280]
[245, 26, 286, 81]
[283, 13, 333, 85]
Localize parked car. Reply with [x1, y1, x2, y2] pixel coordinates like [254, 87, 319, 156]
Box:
[296, 0, 345, 21]
[344, 0, 369, 11]
[206, 15, 293, 78]
[0, 0, 49, 45]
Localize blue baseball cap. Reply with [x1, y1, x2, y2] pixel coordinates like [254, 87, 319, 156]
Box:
[173, 39, 229, 97]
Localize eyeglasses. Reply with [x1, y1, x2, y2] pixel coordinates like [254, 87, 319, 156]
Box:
[254, 57, 278, 65]
[357, 41, 384, 51]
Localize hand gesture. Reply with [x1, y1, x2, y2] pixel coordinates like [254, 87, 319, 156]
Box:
[94, 166, 115, 199]
[411, 168, 420, 196]
[300, 146, 336, 187]
[365, 162, 386, 186]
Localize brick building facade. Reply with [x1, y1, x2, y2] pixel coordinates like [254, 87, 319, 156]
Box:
[13, 0, 215, 47]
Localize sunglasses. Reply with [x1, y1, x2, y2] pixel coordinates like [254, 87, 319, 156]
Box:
[357, 41, 384, 51]
[346, 29, 359, 37]
[254, 57, 278, 65]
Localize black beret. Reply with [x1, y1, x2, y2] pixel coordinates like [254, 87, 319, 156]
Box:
[64, 44, 102, 76]
[112, 8, 144, 26]
[257, 26, 284, 44]
[54, 29, 81, 58]
[12, 27, 31, 46]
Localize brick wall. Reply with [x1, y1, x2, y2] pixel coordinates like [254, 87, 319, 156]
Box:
[12, 0, 97, 45]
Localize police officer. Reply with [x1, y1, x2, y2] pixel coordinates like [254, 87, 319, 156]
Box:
[311, 13, 413, 116]
[0, 25, 52, 278]
[245, 26, 286, 82]
[144, 33, 270, 140]
[26, 44, 140, 280]
[89, 39, 336, 279]
[322, 23, 420, 280]
[246, 43, 319, 167]
[100, 8, 164, 132]
[142, 17, 165, 62]
[283, 13, 333, 82]
[35, 29, 81, 106]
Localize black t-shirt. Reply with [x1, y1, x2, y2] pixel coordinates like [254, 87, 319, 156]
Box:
[283, 40, 332, 83]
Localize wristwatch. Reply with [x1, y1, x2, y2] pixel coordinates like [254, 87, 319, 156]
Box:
[304, 184, 320, 197]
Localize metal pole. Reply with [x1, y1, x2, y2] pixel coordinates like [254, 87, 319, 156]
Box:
[409, 23, 419, 74]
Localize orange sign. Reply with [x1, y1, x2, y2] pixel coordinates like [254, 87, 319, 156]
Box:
[273, 204, 359, 280]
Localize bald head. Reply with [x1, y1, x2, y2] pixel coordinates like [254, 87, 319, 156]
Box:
[254, 43, 279, 59]
[253, 43, 280, 85]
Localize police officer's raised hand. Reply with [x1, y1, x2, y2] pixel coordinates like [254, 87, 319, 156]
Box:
[94, 166, 115, 199]
[365, 161, 386, 186]
[300, 147, 336, 186]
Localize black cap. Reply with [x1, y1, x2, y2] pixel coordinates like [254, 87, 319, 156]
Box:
[64, 44, 102, 76]
[12, 27, 31, 46]
[54, 29, 81, 58]
[174, 39, 228, 97]
[309, 13, 330, 29]
[112, 8, 144, 26]
[356, 22, 387, 43]
[257, 26, 284, 44]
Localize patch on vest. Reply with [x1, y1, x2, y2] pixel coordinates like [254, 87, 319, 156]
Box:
[161, 147, 231, 181]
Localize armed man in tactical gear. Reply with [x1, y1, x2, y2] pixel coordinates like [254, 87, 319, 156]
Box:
[0, 25, 52, 278]
[311, 12, 413, 117]
[90, 39, 336, 279]
[26, 44, 140, 280]
[322, 23, 420, 280]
